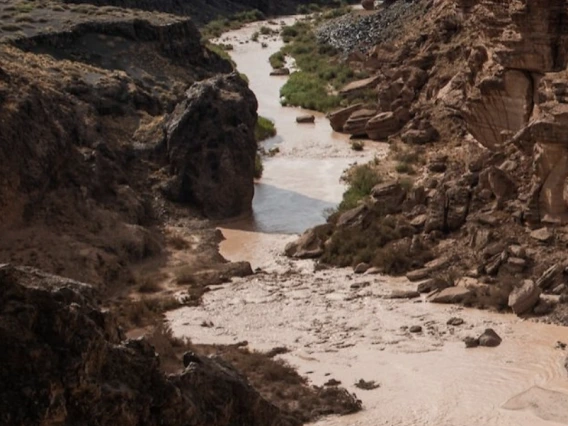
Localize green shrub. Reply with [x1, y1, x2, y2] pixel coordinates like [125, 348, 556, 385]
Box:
[255, 116, 277, 142]
[251, 31, 259, 42]
[351, 141, 364, 151]
[395, 162, 416, 175]
[269, 51, 286, 69]
[338, 164, 382, 212]
[278, 21, 359, 112]
[259, 25, 273, 35]
[280, 72, 341, 111]
[239, 73, 250, 84]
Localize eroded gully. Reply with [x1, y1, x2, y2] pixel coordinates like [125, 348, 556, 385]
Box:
[168, 17, 568, 426]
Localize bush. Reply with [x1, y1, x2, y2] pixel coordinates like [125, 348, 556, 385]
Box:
[269, 51, 286, 69]
[255, 116, 277, 142]
[338, 164, 382, 212]
[206, 43, 236, 69]
[251, 31, 259, 42]
[278, 21, 358, 112]
[351, 141, 364, 151]
[395, 162, 416, 175]
[281, 72, 341, 111]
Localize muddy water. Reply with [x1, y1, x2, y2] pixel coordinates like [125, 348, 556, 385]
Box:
[215, 18, 385, 269]
[170, 17, 568, 426]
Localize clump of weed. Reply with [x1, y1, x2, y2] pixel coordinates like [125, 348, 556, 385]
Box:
[351, 141, 364, 151]
[338, 164, 382, 212]
[254, 154, 264, 179]
[255, 116, 277, 142]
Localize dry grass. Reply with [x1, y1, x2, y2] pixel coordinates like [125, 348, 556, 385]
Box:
[115, 296, 182, 328]
[141, 325, 362, 423]
[168, 234, 190, 250]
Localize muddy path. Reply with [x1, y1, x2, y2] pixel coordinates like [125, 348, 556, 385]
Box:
[169, 16, 568, 426]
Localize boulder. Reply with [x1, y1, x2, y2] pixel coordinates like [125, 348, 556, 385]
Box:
[371, 182, 407, 212]
[327, 104, 363, 132]
[530, 228, 554, 243]
[536, 263, 564, 289]
[354, 262, 370, 274]
[409, 325, 422, 333]
[417, 278, 449, 293]
[296, 114, 315, 124]
[388, 290, 420, 299]
[285, 225, 329, 258]
[406, 268, 431, 282]
[164, 73, 257, 219]
[478, 329, 502, 347]
[365, 112, 401, 140]
[361, 0, 374, 10]
[0, 264, 288, 425]
[339, 75, 380, 96]
[401, 127, 438, 145]
[343, 109, 376, 136]
[429, 287, 473, 304]
[464, 336, 480, 348]
[508, 279, 541, 315]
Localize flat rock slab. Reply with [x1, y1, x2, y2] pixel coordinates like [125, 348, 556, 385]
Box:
[387, 290, 420, 299]
[429, 287, 472, 304]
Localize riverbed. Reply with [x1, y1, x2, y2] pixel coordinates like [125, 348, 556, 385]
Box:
[169, 16, 568, 426]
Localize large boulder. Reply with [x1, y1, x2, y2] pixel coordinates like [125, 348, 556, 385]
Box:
[285, 225, 330, 258]
[164, 73, 258, 219]
[429, 287, 473, 304]
[0, 264, 289, 426]
[508, 279, 541, 315]
[365, 112, 401, 140]
[343, 109, 376, 136]
[327, 104, 364, 132]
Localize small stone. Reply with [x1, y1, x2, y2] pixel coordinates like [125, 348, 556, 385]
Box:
[556, 341, 567, 350]
[296, 114, 315, 124]
[416, 278, 448, 293]
[406, 268, 431, 282]
[354, 263, 370, 274]
[464, 336, 479, 348]
[388, 290, 420, 299]
[478, 328, 502, 347]
[506, 257, 526, 272]
[447, 317, 464, 326]
[409, 325, 422, 333]
[530, 228, 554, 243]
[508, 245, 526, 258]
[428, 162, 447, 173]
[324, 378, 341, 386]
[270, 68, 290, 76]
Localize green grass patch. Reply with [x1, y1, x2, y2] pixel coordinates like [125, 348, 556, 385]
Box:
[338, 164, 382, 212]
[255, 116, 277, 142]
[395, 162, 416, 175]
[202, 9, 265, 40]
[206, 43, 236, 69]
[269, 51, 286, 69]
[278, 20, 363, 112]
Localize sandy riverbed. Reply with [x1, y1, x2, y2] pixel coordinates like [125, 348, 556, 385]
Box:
[169, 16, 568, 426]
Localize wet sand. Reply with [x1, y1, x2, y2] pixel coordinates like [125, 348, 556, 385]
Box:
[169, 17, 568, 426]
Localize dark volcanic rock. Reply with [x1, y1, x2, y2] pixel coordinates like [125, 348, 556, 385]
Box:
[0, 264, 290, 426]
[164, 73, 258, 219]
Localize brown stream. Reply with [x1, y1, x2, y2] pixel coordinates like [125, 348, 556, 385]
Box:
[169, 17, 568, 426]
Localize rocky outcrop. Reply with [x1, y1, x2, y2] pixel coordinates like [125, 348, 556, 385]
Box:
[508, 279, 541, 315]
[0, 7, 252, 288]
[163, 73, 258, 219]
[0, 264, 291, 426]
[327, 103, 363, 132]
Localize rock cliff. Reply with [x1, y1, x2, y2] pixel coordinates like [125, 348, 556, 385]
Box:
[0, 4, 255, 288]
[0, 264, 292, 426]
[291, 0, 568, 320]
